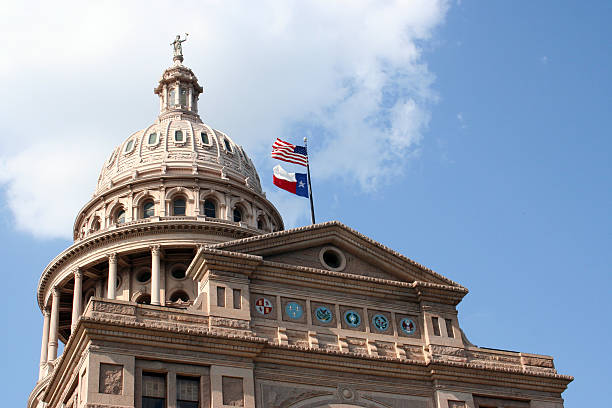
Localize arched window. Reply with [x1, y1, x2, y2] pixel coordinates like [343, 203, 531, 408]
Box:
[143, 200, 155, 218]
[174, 130, 184, 142]
[173, 198, 186, 216]
[116, 209, 126, 224]
[169, 290, 189, 303]
[257, 217, 266, 231]
[91, 218, 101, 232]
[136, 294, 151, 305]
[233, 208, 242, 223]
[203, 199, 216, 218]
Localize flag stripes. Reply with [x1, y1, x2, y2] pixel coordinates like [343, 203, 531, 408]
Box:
[271, 138, 308, 166]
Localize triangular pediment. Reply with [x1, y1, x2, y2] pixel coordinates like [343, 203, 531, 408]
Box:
[212, 221, 463, 288]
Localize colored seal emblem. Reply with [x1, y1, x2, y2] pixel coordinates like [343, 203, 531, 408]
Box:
[372, 314, 389, 331]
[285, 301, 303, 319]
[254, 297, 273, 315]
[400, 317, 416, 335]
[315, 306, 332, 323]
[344, 310, 361, 327]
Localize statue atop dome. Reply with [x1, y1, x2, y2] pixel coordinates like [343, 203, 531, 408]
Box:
[171, 33, 189, 62]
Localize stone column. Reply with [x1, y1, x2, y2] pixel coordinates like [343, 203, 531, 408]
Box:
[47, 288, 60, 361]
[107, 253, 117, 300]
[39, 308, 50, 379]
[151, 245, 161, 305]
[71, 268, 83, 332]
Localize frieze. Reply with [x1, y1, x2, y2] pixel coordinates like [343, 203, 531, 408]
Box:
[137, 309, 209, 325]
[210, 316, 250, 329]
[93, 302, 136, 316]
[346, 337, 368, 355]
[467, 349, 521, 366]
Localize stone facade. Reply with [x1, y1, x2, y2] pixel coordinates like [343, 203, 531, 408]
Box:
[28, 50, 571, 408]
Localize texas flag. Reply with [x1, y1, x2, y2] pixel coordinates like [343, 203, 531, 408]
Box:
[273, 165, 308, 198]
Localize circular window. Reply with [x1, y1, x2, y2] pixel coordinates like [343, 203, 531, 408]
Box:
[315, 306, 333, 323]
[136, 270, 151, 283]
[171, 268, 186, 280]
[372, 314, 389, 331]
[400, 318, 416, 335]
[344, 310, 361, 327]
[319, 246, 346, 272]
[285, 302, 303, 320]
[169, 291, 189, 302]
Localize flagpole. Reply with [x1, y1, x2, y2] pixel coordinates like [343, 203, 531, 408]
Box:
[304, 137, 316, 224]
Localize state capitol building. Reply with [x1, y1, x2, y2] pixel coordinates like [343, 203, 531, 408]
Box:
[28, 43, 572, 408]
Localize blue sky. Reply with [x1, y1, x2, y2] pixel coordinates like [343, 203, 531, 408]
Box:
[1, 1, 610, 405]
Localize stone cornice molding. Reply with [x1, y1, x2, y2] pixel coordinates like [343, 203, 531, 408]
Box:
[212, 221, 462, 289]
[187, 247, 263, 281]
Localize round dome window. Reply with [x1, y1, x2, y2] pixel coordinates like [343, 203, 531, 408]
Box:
[319, 246, 346, 272]
[136, 270, 151, 283]
[171, 268, 186, 280]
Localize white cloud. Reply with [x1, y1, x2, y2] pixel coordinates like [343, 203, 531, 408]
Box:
[0, 0, 449, 238]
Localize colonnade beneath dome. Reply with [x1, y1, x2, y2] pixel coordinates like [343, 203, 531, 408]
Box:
[37, 243, 196, 381]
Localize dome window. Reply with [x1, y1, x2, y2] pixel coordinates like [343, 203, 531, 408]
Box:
[233, 208, 242, 223]
[179, 87, 188, 106]
[257, 217, 267, 231]
[116, 209, 126, 224]
[174, 130, 184, 142]
[171, 268, 186, 280]
[143, 201, 155, 218]
[169, 290, 189, 303]
[136, 270, 151, 283]
[223, 138, 233, 152]
[136, 294, 151, 304]
[169, 88, 177, 107]
[200, 132, 209, 145]
[203, 199, 216, 218]
[173, 198, 186, 216]
[147, 132, 157, 145]
[91, 218, 101, 232]
[124, 139, 135, 154]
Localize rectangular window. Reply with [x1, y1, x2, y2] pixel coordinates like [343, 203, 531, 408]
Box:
[175, 130, 184, 142]
[142, 372, 166, 408]
[179, 88, 188, 106]
[217, 286, 225, 307]
[148, 133, 157, 145]
[233, 289, 241, 309]
[445, 318, 454, 338]
[177, 376, 199, 408]
[201, 132, 209, 144]
[169, 88, 176, 107]
[432, 317, 441, 336]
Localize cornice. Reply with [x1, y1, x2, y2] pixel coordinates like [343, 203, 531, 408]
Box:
[212, 221, 463, 289]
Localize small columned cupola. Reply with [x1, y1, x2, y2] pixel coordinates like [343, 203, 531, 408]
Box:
[154, 33, 204, 121]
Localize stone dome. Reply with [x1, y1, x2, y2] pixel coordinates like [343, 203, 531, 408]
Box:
[95, 61, 262, 196]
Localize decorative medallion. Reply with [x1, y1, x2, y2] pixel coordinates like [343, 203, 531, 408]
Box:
[255, 297, 273, 315]
[344, 310, 361, 327]
[285, 301, 303, 320]
[400, 317, 416, 335]
[372, 314, 389, 331]
[315, 306, 333, 323]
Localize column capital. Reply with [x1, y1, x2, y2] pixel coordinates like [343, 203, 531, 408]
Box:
[73, 267, 82, 279]
[43, 308, 51, 317]
[107, 252, 118, 263]
[150, 244, 161, 255]
[52, 287, 61, 298]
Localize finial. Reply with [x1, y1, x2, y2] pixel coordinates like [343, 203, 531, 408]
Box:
[171, 33, 189, 63]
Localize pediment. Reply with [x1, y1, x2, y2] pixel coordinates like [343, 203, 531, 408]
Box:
[212, 221, 462, 288]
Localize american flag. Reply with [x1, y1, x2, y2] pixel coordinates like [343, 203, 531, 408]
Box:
[271, 138, 308, 167]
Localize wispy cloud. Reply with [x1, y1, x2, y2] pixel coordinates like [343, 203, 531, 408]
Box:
[0, 0, 449, 237]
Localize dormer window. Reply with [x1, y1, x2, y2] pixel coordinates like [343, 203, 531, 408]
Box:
[124, 140, 135, 154]
[224, 138, 232, 152]
[147, 133, 157, 145]
[175, 130, 184, 142]
[200, 132, 209, 145]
